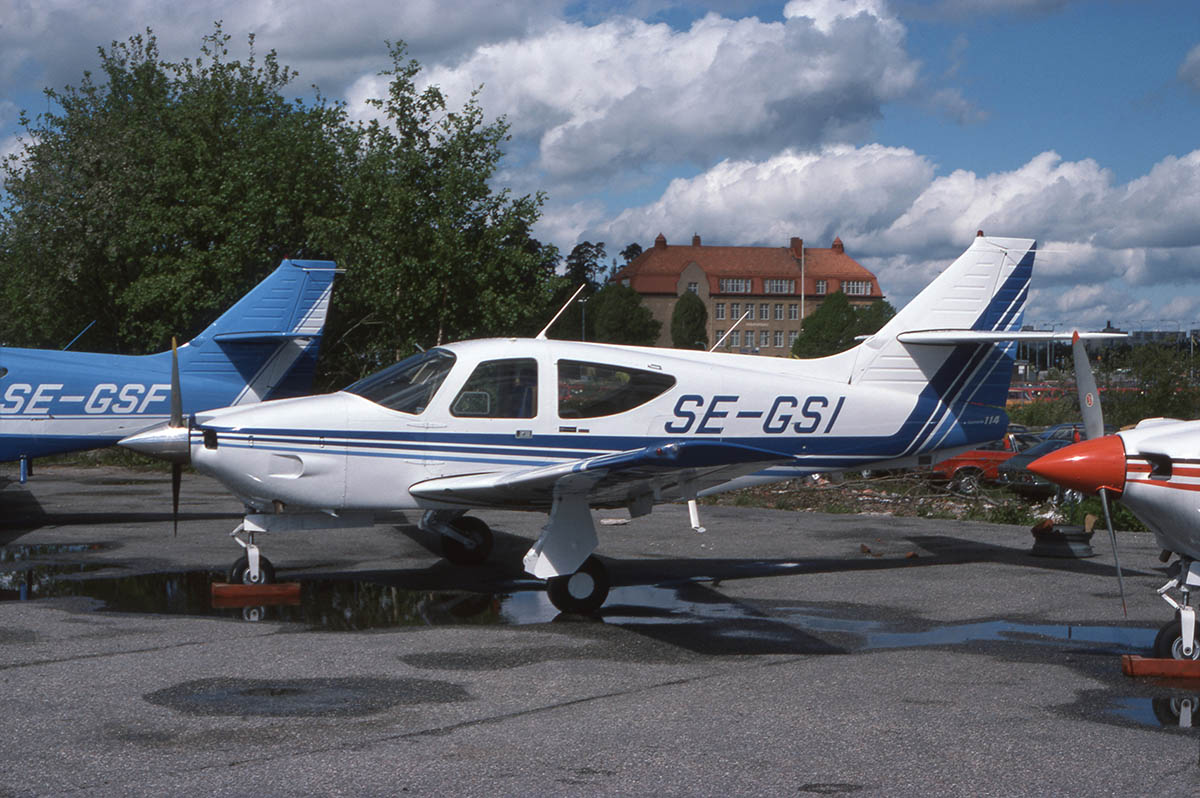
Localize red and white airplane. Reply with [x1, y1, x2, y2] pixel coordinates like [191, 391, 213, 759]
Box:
[1031, 415, 1200, 660]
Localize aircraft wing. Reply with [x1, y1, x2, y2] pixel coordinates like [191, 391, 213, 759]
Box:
[408, 440, 792, 510]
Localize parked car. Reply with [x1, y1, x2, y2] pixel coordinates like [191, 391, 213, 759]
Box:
[997, 437, 1081, 499]
[930, 432, 1039, 494]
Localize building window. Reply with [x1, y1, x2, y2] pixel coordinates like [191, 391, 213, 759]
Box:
[719, 278, 752, 293]
[764, 279, 795, 294]
[788, 330, 799, 346]
[715, 330, 724, 345]
[760, 330, 770, 347]
[774, 303, 784, 320]
[730, 330, 741, 348]
[746, 304, 756, 321]
[844, 280, 871, 296]
[773, 330, 783, 348]
[759, 303, 769, 320]
[687, 282, 698, 293]
[715, 303, 726, 320]
[730, 302, 740, 319]
[788, 303, 798, 320]
[815, 280, 827, 295]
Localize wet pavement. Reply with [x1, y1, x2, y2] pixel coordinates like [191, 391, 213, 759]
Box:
[3, 465, 1200, 795]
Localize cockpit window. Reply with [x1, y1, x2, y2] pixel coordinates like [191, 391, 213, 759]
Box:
[558, 360, 675, 418]
[451, 358, 537, 418]
[345, 349, 456, 414]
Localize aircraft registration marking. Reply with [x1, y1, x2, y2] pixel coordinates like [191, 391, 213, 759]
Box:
[1, 382, 172, 415]
[665, 394, 846, 435]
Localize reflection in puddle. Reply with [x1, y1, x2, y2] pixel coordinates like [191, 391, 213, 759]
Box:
[1111, 696, 1200, 732]
[0, 542, 108, 561]
[0, 560, 1163, 657]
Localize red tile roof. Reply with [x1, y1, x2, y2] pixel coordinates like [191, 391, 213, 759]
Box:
[611, 234, 882, 297]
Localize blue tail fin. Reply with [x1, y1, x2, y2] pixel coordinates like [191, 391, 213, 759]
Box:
[177, 259, 338, 404]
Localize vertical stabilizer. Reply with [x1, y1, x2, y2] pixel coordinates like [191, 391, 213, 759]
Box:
[176, 259, 338, 403]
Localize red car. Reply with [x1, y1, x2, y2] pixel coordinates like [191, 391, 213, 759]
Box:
[929, 432, 1038, 494]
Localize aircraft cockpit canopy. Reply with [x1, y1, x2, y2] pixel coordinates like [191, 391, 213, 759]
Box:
[345, 349, 456, 414]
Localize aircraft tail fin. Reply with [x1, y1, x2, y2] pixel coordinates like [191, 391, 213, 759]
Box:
[177, 259, 339, 403]
[839, 235, 1035, 453]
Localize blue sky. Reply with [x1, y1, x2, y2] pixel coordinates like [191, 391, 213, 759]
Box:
[3, 0, 1199, 331]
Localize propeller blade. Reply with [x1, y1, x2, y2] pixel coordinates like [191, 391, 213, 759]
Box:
[171, 462, 182, 537]
[170, 337, 183, 428]
[1071, 331, 1104, 440]
[1098, 487, 1128, 618]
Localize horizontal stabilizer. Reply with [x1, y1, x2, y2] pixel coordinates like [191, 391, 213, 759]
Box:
[896, 330, 1127, 346]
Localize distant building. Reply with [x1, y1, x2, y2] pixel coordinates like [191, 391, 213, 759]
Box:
[610, 233, 884, 355]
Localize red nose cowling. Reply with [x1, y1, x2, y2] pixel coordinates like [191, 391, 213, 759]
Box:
[1027, 435, 1127, 496]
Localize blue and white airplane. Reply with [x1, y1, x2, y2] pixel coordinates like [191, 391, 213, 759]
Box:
[1, 258, 338, 481]
[123, 235, 1111, 612]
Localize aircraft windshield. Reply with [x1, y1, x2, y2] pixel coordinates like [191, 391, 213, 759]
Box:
[345, 349, 456, 414]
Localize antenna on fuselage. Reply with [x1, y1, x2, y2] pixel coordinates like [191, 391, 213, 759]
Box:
[710, 310, 751, 351]
[536, 284, 587, 340]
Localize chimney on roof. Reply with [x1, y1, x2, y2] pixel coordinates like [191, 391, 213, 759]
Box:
[655, 233, 667, 249]
[832, 237, 844, 254]
[790, 236, 802, 255]
[692, 233, 701, 247]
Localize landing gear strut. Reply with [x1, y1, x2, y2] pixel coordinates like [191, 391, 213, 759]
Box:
[1156, 558, 1200, 660]
[227, 522, 275, 584]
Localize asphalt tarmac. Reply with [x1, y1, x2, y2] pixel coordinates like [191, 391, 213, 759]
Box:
[3, 464, 1200, 796]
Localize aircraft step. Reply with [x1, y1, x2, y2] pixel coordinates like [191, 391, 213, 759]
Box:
[211, 582, 301, 608]
[1121, 654, 1200, 679]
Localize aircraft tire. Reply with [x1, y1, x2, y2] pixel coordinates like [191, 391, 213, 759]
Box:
[547, 556, 610, 615]
[1153, 616, 1200, 660]
[228, 554, 276, 585]
[441, 516, 494, 565]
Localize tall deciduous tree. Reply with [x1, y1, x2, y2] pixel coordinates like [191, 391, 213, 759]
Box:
[590, 284, 660, 345]
[789, 294, 894, 358]
[670, 290, 708, 349]
[0, 27, 557, 388]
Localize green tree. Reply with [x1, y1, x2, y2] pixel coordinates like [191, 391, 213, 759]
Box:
[670, 290, 708, 349]
[543, 241, 607, 340]
[590, 284, 661, 345]
[0, 26, 346, 352]
[855, 299, 896, 338]
[0, 27, 557, 388]
[790, 291, 858, 357]
[314, 42, 556, 382]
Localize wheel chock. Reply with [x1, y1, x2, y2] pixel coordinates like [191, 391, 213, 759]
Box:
[1122, 654, 1200, 679]
[211, 581, 301, 608]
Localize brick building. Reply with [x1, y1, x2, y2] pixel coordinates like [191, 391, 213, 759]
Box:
[610, 233, 884, 355]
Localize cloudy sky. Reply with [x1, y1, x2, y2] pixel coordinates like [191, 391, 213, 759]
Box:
[3, 0, 1199, 331]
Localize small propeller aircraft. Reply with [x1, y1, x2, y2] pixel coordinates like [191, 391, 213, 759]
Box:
[121, 234, 1114, 613]
[1, 258, 338, 483]
[1029, 343, 1200, 661]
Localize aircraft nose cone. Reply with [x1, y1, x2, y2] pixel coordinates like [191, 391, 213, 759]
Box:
[1028, 434, 1126, 496]
[119, 422, 191, 464]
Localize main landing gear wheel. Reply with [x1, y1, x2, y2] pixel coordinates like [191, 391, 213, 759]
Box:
[546, 556, 610, 615]
[228, 554, 276, 585]
[1154, 617, 1200, 660]
[441, 516, 494, 565]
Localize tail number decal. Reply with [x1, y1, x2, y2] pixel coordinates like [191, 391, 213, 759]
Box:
[666, 394, 845, 435]
[1, 383, 171, 415]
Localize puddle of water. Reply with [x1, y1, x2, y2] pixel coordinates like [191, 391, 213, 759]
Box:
[1110, 696, 1200, 731]
[0, 543, 108, 562]
[1, 560, 1163, 658]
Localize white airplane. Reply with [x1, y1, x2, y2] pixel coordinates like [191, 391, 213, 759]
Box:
[121, 234, 1110, 613]
[1030, 411, 1200, 661]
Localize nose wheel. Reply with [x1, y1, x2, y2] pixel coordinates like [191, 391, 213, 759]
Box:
[546, 556, 610, 614]
[228, 553, 276, 585]
[1156, 558, 1200, 659]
